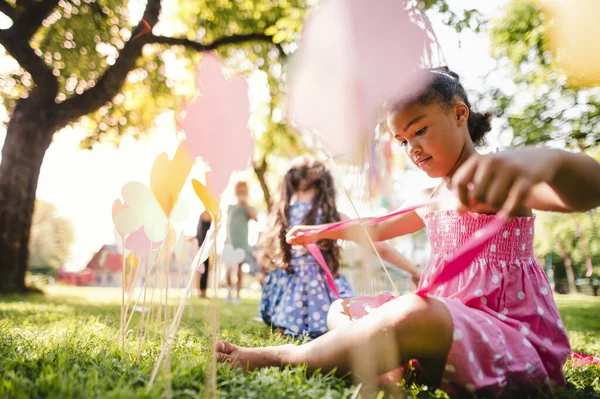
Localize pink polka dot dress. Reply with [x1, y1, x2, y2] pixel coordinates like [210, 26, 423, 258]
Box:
[420, 210, 570, 397]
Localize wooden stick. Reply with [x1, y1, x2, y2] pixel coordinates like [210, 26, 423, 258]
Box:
[124, 250, 159, 335]
[163, 218, 172, 399]
[136, 243, 153, 361]
[145, 248, 160, 339]
[120, 236, 126, 348]
[148, 224, 214, 389]
[123, 251, 142, 332]
[163, 225, 170, 341]
[321, 142, 399, 296]
[208, 216, 220, 399]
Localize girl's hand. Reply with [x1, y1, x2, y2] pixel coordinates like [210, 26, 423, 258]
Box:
[286, 225, 322, 245]
[411, 272, 421, 287]
[450, 149, 559, 216]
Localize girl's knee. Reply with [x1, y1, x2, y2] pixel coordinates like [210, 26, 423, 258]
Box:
[379, 294, 452, 333]
[328, 298, 346, 314]
[327, 298, 351, 330]
[374, 294, 453, 360]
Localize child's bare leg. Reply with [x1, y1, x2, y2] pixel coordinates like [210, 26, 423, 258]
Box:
[236, 264, 243, 298]
[217, 294, 453, 383]
[327, 299, 352, 330]
[327, 298, 402, 387]
[225, 269, 232, 289]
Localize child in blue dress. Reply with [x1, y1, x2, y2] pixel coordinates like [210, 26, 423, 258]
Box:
[259, 157, 420, 338]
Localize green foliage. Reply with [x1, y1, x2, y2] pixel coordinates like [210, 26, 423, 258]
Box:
[0, 0, 309, 148]
[0, 287, 599, 398]
[490, 1, 551, 76]
[489, 0, 600, 149]
[535, 211, 600, 280]
[0, 287, 353, 398]
[27, 0, 183, 144]
[28, 200, 74, 272]
[422, 0, 487, 33]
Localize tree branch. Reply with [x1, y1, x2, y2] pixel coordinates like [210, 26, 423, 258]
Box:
[0, 30, 57, 102]
[0, 0, 60, 102]
[0, 0, 17, 21]
[57, 0, 162, 124]
[15, 0, 60, 40]
[60, 25, 280, 125]
[148, 33, 277, 52]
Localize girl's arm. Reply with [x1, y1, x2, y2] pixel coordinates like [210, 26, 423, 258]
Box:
[246, 205, 258, 221]
[452, 147, 600, 215]
[534, 149, 600, 212]
[337, 213, 421, 278]
[286, 206, 425, 245]
[372, 242, 421, 280]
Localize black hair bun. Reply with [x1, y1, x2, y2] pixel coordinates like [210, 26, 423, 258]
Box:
[468, 111, 492, 147]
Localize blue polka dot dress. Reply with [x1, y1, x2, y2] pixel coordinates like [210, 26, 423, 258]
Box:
[259, 202, 354, 338]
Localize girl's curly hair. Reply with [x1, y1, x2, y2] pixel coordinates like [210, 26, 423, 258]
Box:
[258, 157, 342, 276]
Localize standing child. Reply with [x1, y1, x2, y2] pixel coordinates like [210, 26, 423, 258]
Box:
[258, 157, 420, 338]
[224, 181, 257, 304]
[217, 69, 600, 397]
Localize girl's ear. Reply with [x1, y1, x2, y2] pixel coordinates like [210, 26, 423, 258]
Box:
[455, 102, 469, 126]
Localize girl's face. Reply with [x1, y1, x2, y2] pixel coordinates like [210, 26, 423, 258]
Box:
[387, 100, 470, 179]
[235, 184, 248, 199]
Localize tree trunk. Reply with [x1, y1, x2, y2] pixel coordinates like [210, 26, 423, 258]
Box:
[0, 99, 57, 293]
[589, 209, 597, 232]
[574, 222, 594, 277]
[253, 159, 272, 211]
[557, 242, 577, 294]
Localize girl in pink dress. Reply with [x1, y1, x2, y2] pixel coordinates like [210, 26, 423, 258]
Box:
[216, 69, 600, 397]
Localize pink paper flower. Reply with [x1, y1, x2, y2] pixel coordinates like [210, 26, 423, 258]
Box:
[288, 0, 430, 157]
[124, 226, 162, 259]
[181, 55, 253, 195]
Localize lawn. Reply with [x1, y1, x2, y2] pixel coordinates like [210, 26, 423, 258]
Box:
[0, 286, 599, 398]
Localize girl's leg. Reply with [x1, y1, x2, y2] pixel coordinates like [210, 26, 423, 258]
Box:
[217, 294, 453, 383]
[225, 268, 233, 300]
[236, 263, 243, 299]
[327, 298, 404, 388]
[200, 260, 209, 298]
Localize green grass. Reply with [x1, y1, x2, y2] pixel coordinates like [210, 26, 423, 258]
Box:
[0, 286, 599, 398]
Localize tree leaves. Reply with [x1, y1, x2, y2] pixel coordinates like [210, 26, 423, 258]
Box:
[489, 0, 600, 150]
[28, 200, 74, 270]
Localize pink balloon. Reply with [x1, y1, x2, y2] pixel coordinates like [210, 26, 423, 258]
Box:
[125, 226, 162, 258]
[181, 55, 253, 194]
[288, 0, 430, 157]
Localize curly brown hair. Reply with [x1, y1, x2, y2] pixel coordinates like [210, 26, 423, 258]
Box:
[258, 157, 342, 276]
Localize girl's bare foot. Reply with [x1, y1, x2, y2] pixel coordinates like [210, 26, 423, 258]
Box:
[274, 327, 286, 335]
[216, 340, 295, 371]
[377, 366, 404, 386]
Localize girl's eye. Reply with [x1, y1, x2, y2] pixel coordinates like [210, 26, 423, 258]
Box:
[394, 135, 407, 146]
[415, 127, 427, 136]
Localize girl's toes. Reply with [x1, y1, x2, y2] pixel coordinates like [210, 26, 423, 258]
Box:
[216, 340, 236, 355]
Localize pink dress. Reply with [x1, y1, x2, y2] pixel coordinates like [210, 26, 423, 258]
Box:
[422, 210, 570, 396]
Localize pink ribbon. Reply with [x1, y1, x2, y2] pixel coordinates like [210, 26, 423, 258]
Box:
[571, 352, 600, 367]
[306, 243, 341, 299]
[300, 194, 451, 239]
[347, 292, 396, 319]
[416, 215, 506, 295]
[300, 191, 508, 307]
[303, 206, 600, 368]
[300, 195, 449, 297]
